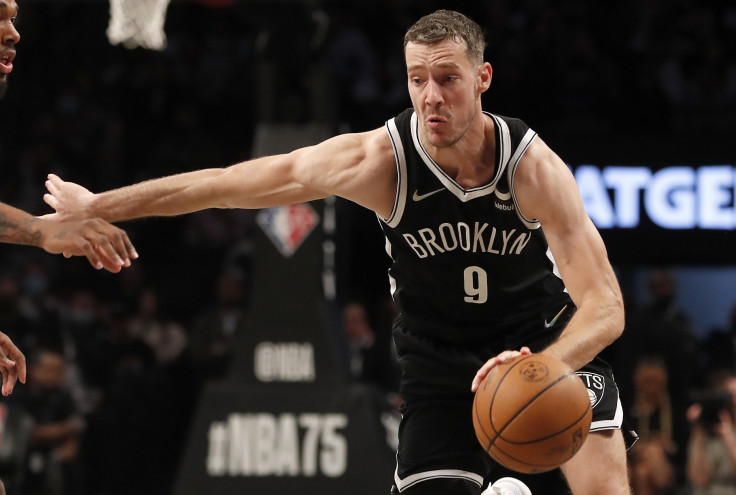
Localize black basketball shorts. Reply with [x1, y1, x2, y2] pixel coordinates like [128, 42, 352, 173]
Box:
[390, 312, 636, 493]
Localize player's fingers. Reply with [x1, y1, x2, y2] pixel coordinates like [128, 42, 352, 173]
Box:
[0, 366, 18, 396]
[0, 366, 6, 395]
[46, 173, 64, 187]
[93, 235, 126, 270]
[471, 348, 531, 392]
[105, 229, 136, 266]
[12, 352, 26, 385]
[43, 192, 59, 210]
[121, 232, 139, 260]
[44, 175, 63, 199]
[0, 332, 26, 385]
[472, 360, 498, 392]
[79, 241, 105, 270]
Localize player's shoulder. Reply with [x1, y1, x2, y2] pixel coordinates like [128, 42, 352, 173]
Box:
[488, 113, 532, 138]
[386, 107, 415, 129]
[352, 126, 399, 170]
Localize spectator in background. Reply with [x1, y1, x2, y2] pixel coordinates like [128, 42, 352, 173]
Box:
[189, 268, 247, 383]
[15, 348, 84, 495]
[628, 356, 678, 495]
[342, 300, 376, 382]
[127, 286, 188, 366]
[616, 270, 697, 462]
[699, 303, 736, 372]
[686, 369, 736, 495]
[17, 259, 63, 352]
[0, 273, 37, 356]
[341, 299, 400, 398]
[325, 6, 381, 131]
[60, 289, 115, 416]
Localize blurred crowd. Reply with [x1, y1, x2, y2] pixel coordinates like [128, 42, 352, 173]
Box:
[0, 0, 735, 494]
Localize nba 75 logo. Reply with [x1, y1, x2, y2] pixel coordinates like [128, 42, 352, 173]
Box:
[519, 360, 549, 382]
[257, 204, 320, 258]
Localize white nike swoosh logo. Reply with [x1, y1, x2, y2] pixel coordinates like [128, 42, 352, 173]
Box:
[412, 188, 444, 201]
[544, 304, 568, 328]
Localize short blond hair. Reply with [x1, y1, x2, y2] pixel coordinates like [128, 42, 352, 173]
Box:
[404, 10, 486, 66]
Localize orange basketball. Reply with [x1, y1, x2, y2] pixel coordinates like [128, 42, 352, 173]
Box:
[472, 354, 592, 474]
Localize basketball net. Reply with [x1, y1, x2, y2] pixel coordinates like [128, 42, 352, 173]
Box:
[107, 0, 171, 51]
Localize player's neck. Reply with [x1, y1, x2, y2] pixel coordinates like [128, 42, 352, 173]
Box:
[426, 112, 496, 189]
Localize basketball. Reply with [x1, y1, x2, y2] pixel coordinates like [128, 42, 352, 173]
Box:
[472, 353, 592, 473]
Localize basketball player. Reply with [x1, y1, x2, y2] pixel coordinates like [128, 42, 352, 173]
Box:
[0, 0, 139, 397]
[44, 9, 635, 495]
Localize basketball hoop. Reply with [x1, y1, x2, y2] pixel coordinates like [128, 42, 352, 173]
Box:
[107, 0, 172, 51]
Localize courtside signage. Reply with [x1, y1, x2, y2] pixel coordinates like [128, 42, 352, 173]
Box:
[206, 412, 348, 478]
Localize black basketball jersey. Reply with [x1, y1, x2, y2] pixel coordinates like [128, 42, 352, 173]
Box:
[379, 108, 568, 343]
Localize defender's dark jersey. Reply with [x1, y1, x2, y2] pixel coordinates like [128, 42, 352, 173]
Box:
[379, 108, 568, 343]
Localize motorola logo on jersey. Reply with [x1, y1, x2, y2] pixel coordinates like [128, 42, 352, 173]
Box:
[573, 165, 736, 230]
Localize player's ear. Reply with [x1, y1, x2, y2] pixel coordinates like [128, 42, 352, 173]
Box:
[477, 62, 492, 94]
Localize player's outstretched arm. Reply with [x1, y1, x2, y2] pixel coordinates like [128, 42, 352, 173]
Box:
[0, 202, 137, 272]
[44, 128, 397, 222]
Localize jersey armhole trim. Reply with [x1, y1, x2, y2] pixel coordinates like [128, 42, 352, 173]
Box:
[508, 129, 540, 229]
[383, 118, 408, 227]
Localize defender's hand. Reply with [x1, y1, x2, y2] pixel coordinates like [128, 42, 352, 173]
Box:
[39, 217, 138, 273]
[471, 347, 531, 392]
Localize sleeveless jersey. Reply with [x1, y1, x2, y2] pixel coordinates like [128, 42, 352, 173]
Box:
[379, 108, 568, 343]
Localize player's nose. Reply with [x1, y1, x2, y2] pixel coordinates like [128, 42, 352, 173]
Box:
[0, 19, 20, 46]
[424, 79, 444, 107]
[2, 23, 20, 46]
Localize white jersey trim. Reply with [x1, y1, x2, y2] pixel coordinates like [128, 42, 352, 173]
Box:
[409, 112, 511, 203]
[545, 247, 567, 292]
[590, 397, 624, 431]
[384, 117, 409, 227]
[394, 467, 484, 492]
[491, 113, 512, 173]
[507, 128, 539, 229]
[383, 236, 398, 298]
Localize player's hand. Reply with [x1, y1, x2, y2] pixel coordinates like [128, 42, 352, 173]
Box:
[43, 174, 95, 221]
[37, 217, 138, 273]
[471, 347, 531, 392]
[0, 331, 26, 396]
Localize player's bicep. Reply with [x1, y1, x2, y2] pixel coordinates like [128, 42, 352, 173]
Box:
[294, 129, 396, 214]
